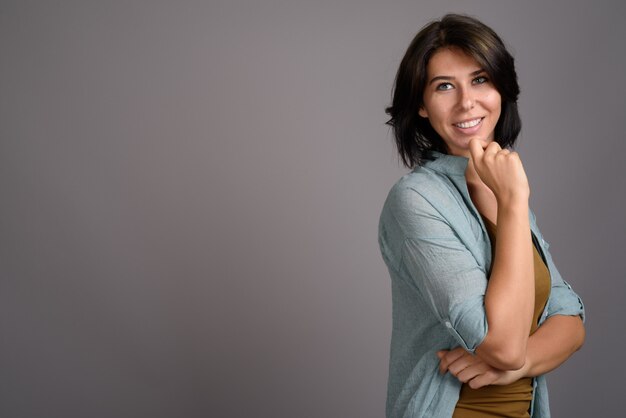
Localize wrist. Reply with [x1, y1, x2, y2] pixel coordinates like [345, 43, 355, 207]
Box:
[496, 193, 529, 209]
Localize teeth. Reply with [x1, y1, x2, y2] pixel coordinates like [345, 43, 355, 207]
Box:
[455, 118, 481, 128]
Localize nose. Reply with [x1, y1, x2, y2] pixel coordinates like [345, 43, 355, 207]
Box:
[458, 86, 475, 111]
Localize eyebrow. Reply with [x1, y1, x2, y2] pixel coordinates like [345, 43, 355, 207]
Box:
[428, 69, 486, 85]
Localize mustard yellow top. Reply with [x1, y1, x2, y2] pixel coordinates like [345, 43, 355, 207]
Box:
[453, 216, 551, 418]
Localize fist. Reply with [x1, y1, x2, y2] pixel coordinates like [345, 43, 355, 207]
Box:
[468, 139, 530, 203]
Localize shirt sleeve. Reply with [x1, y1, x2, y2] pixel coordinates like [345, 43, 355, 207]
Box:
[537, 233, 586, 322]
[528, 210, 586, 323]
[390, 187, 488, 353]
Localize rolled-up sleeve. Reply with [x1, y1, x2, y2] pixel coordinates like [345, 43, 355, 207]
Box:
[542, 242, 586, 322]
[529, 211, 586, 323]
[392, 188, 488, 353]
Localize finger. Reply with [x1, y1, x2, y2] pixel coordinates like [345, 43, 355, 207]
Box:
[456, 362, 490, 383]
[468, 139, 484, 164]
[486, 140, 502, 151]
[447, 353, 475, 376]
[483, 141, 502, 159]
[438, 348, 466, 374]
[441, 348, 466, 368]
[443, 348, 474, 376]
[468, 370, 499, 389]
[507, 150, 521, 162]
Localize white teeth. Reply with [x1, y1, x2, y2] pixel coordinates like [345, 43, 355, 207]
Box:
[455, 118, 482, 128]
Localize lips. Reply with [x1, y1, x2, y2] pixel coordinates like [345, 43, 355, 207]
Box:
[454, 117, 483, 128]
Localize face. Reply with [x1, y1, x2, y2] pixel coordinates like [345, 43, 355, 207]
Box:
[419, 47, 502, 158]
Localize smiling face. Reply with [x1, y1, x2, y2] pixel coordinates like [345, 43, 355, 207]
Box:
[419, 47, 502, 158]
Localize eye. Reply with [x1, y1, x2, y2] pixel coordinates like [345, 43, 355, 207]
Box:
[436, 82, 454, 91]
[473, 75, 489, 85]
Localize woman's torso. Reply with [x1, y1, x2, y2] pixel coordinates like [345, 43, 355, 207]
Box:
[379, 152, 583, 417]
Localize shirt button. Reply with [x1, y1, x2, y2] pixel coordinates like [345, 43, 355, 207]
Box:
[445, 321, 452, 328]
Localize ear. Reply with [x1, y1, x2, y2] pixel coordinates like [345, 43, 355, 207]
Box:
[418, 106, 428, 118]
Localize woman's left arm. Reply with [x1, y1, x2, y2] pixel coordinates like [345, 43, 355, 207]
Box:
[438, 314, 585, 388]
[522, 314, 585, 377]
[439, 211, 586, 386]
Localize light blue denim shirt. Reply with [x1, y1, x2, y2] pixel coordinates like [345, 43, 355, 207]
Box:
[378, 151, 585, 418]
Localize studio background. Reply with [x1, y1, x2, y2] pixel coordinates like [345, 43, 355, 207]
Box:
[1, 1, 624, 417]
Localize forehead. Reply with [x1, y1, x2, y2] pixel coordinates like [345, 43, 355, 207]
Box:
[427, 47, 482, 76]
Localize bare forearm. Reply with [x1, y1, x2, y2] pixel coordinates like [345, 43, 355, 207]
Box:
[467, 141, 534, 370]
[523, 315, 585, 377]
[477, 199, 534, 369]
[439, 315, 585, 388]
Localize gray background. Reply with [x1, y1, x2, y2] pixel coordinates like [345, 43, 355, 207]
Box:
[1, 1, 624, 417]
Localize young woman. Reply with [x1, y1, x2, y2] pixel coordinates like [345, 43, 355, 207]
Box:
[378, 14, 585, 418]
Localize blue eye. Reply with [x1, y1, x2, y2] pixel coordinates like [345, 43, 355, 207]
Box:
[473, 76, 489, 84]
[436, 82, 454, 91]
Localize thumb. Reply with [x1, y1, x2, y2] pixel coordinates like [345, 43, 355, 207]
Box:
[468, 139, 484, 164]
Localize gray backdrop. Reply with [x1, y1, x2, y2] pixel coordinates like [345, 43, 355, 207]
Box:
[2, 1, 624, 417]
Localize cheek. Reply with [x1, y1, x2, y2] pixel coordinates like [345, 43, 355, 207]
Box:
[493, 100, 502, 121]
[486, 91, 502, 112]
[423, 99, 452, 124]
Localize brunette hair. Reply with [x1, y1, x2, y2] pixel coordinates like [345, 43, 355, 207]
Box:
[386, 14, 521, 168]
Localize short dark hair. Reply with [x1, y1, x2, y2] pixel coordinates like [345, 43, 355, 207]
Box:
[385, 14, 521, 168]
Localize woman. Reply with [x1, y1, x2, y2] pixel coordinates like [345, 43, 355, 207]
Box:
[378, 14, 585, 418]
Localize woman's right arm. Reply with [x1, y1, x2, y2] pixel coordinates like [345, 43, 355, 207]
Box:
[468, 139, 535, 370]
[381, 140, 536, 364]
[437, 314, 585, 388]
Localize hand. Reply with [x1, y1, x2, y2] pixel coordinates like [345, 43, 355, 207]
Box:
[468, 139, 530, 205]
[437, 348, 528, 389]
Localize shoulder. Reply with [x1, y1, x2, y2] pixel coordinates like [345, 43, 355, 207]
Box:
[382, 166, 461, 219]
[379, 167, 467, 248]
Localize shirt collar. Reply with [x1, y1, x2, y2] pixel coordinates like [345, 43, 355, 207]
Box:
[420, 151, 469, 177]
